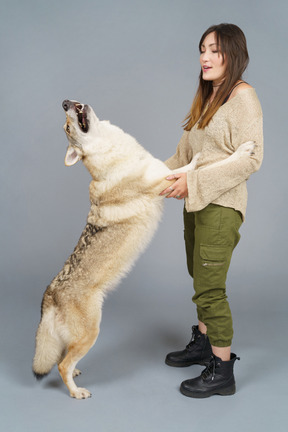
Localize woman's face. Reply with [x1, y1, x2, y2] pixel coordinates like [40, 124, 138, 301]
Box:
[200, 32, 227, 85]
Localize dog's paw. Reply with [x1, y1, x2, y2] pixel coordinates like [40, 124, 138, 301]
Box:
[73, 368, 82, 378]
[190, 152, 201, 170]
[70, 387, 92, 400]
[236, 141, 256, 157]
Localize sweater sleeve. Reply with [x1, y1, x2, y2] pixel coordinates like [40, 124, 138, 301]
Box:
[185, 114, 263, 211]
[165, 131, 192, 170]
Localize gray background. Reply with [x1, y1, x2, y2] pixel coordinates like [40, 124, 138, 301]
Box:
[1, 0, 287, 431]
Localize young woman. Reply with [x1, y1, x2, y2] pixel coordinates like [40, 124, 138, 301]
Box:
[160, 23, 263, 398]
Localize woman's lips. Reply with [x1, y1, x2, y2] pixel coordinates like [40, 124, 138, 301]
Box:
[202, 66, 212, 72]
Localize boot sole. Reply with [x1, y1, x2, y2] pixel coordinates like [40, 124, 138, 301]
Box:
[165, 358, 210, 368]
[180, 383, 236, 398]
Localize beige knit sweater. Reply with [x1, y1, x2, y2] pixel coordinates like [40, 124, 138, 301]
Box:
[165, 88, 263, 219]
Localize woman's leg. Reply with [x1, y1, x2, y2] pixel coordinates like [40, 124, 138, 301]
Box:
[165, 209, 212, 367]
[180, 204, 242, 398]
[198, 320, 231, 361]
[192, 204, 242, 349]
[198, 320, 207, 334]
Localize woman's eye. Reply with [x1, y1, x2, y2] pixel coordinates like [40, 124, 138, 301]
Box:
[66, 125, 70, 133]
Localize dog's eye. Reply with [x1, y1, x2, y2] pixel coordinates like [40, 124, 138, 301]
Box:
[66, 125, 70, 133]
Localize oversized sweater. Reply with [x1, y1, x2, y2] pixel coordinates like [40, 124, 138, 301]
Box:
[165, 88, 263, 219]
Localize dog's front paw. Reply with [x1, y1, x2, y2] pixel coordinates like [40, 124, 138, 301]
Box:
[236, 141, 256, 157]
[70, 387, 92, 400]
[190, 152, 201, 170]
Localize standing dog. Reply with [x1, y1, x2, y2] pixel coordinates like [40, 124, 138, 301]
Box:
[33, 100, 254, 399]
[32, 100, 194, 399]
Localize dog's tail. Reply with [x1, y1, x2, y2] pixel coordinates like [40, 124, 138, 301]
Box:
[32, 309, 64, 380]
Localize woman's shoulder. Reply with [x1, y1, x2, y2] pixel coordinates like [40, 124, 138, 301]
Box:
[230, 81, 253, 99]
[227, 84, 262, 119]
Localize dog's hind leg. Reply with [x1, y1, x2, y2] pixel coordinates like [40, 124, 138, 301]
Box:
[73, 368, 82, 377]
[57, 290, 104, 399]
[58, 328, 99, 399]
[57, 349, 82, 378]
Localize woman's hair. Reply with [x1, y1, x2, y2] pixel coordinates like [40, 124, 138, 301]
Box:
[183, 23, 249, 130]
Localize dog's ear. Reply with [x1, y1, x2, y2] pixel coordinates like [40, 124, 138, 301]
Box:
[65, 146, 81, 166]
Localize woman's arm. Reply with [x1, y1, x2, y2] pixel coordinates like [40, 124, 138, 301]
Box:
[185, 115, 263, 209]
[164, 131, 192, 170]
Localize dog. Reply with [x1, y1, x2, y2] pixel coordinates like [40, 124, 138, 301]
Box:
[33, 100, 255, 399]
[32, 100, 196, 399]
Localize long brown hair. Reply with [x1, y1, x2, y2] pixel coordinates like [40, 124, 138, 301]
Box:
[183, 23, 249, 130]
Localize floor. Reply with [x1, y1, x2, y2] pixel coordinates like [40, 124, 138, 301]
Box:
[1, 268, 287, 432]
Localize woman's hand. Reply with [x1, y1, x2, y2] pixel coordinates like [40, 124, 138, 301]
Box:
[160, 173, 188, 200]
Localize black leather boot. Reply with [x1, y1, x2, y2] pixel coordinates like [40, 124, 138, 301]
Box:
[165, 325, 212, 367]
[180, 353, 240, 398]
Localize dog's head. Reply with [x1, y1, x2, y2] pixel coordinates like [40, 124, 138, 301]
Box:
[62, 100, 100, 166]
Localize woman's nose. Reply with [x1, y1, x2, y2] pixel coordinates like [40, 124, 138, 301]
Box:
[201, 52, 210, 62]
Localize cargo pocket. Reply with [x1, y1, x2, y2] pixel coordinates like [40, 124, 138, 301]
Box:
[198, 244, 231, 288]
[200, 245, 227, 267]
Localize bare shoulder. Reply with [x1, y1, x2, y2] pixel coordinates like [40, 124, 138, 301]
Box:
[231, 82, 262, 115]
[231, 82, 253, 98]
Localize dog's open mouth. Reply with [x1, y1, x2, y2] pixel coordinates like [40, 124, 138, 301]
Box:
[63, 100, 89, 133]
[75, 103, 89, 133]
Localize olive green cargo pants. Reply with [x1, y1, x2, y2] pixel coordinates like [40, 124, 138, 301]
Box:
[184, 204, 242, 347]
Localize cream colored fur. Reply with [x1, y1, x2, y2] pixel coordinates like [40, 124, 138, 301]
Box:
[33, 100, 254, 399]
[33, 100, 193, 399]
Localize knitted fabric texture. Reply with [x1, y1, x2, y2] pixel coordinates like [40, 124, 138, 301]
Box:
[165, 88, 263, 219]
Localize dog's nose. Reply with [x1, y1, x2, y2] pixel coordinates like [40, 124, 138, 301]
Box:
[62, 100, 72, 111]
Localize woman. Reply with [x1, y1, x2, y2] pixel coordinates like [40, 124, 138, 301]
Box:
[160, 23, 263, 398]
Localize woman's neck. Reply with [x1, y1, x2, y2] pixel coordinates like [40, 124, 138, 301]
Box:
[210, 83, 221, 101]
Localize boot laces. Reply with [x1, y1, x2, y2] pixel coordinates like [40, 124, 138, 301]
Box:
[186, 325, 198, 349]
[201, 356, 216, 381]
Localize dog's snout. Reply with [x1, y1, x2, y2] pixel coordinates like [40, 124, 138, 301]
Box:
[62, 100, 84, 113]
[62, 100, 72, 112]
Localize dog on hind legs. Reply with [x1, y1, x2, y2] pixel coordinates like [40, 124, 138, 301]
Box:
[32, 100, 255, 399]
